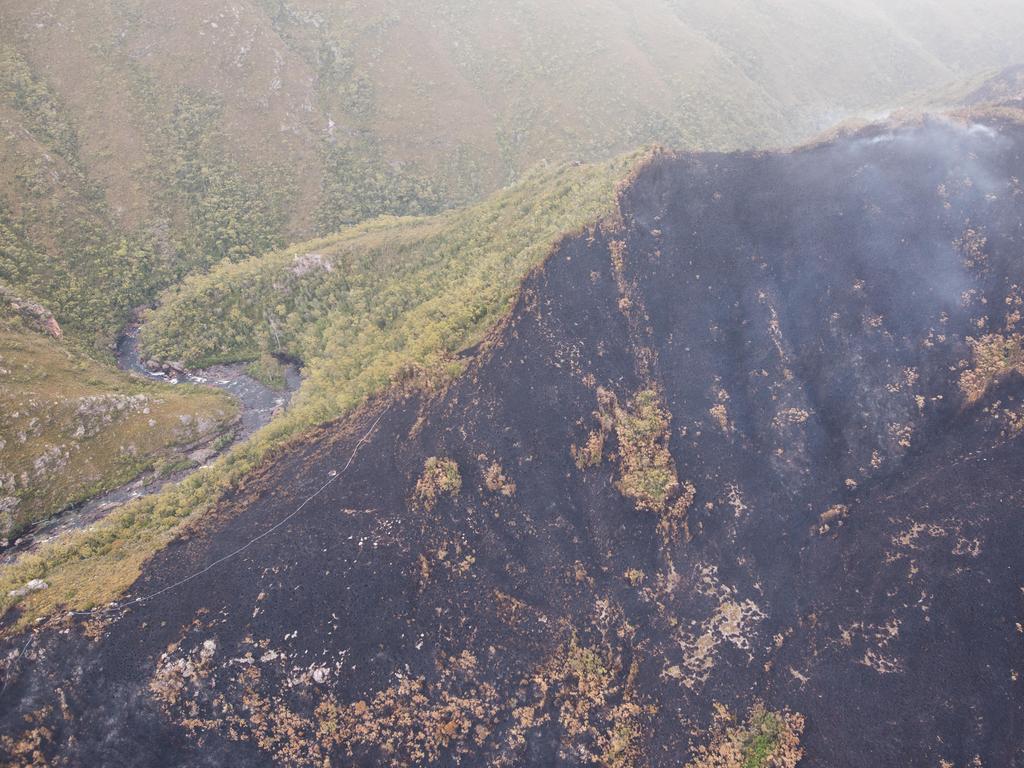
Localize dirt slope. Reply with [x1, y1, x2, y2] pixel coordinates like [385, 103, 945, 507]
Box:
[3, 115, 1024, 766]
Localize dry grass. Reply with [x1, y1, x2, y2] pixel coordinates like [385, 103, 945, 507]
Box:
[959, 333, 1024, 404]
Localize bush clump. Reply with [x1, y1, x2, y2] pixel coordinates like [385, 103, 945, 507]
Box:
[482, 459, 516, 497]
[686, 703, 805, 768]
[613, 390, 678, 512]
[574, 386, 680, 513]
[415, 458, 462, 510]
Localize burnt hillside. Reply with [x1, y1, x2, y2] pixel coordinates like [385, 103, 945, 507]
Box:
[3, 116, 1024, 766]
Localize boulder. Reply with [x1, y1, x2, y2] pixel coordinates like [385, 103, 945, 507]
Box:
[8, 578, 48, 599]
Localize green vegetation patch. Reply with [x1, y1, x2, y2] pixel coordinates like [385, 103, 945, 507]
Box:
[246, 353, 291, 391]
[140, 152, 641, 424]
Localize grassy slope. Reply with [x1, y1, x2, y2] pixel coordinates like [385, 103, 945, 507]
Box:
[2, 0, 1023, 343]
[0, 151, 641, 630]
[0, 299, 238, 540]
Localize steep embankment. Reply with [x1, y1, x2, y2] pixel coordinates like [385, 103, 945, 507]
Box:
[3, 0, 1024, 343]
[3, 107, 1024, 766]
[0, 289, 238, 542]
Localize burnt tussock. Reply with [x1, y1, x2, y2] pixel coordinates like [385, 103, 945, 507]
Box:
[3, 116, 1024, 766]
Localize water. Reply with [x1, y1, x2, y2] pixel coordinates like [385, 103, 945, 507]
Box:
[116, 324, 301, 440]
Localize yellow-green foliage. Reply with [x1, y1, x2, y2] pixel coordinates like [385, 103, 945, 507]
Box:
[0, 308, 237, 540]
[614, 390, 679, 513]
[415, 458, 462, 511]
[574, 387, 679, 512]
[0, 154, 639, 630]
[686, 704, 805, 768]
[246, 353, 290, 391]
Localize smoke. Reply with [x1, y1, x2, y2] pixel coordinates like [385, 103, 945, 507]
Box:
[831, 118, 1014, 316]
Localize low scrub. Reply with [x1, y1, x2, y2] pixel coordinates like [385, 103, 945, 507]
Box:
[0, 304, 236, 541]
[686, 703, 805, 768]
[415, 458, 462, 511]
[575, 386, 680, 513]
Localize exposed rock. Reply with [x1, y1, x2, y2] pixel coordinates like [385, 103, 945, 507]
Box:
[290, 252, 334, 277]
[7, 578, 48, 598]
[0, 285, 62, 339]
[200, 639, 217, 661]
[188, 448, 217, 465]
[72, 394, 150, 439]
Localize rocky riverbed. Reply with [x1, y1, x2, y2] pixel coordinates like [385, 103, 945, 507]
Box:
[116, 324, 301, 440]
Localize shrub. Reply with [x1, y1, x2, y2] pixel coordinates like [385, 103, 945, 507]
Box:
[482, 460, 516, 496]
[614, 390, 678, 512]
[686, 704, 805, 768]
[415, 458, 462, 511]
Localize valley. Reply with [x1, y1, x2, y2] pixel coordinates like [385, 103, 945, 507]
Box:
[2, 4, 1024, 766]
[1, 321, 300, 563]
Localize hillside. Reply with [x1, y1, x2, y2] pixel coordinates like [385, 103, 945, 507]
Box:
[0, 151, 641, 631]
[3, 99, 1024, 765]
[3, 0, 1024, 344]
[139, 153, 642, 423]
[0, 287, 238, 542]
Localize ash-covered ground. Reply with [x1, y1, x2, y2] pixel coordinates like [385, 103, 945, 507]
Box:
[3, 115, 1024, 767]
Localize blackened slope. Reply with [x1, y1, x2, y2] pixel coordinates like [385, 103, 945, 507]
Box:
[616, 119, 1024, 765]
[3, 118, 1024, 767]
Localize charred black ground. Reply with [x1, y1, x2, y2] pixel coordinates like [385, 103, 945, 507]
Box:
[3, 116, 1024, 767]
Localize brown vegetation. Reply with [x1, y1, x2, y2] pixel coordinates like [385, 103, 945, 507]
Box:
[574, 387, 680, 513]
[959, 333, 1024, 404]
[613, 390, 679, 513]
[481, 458, 516, 497]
